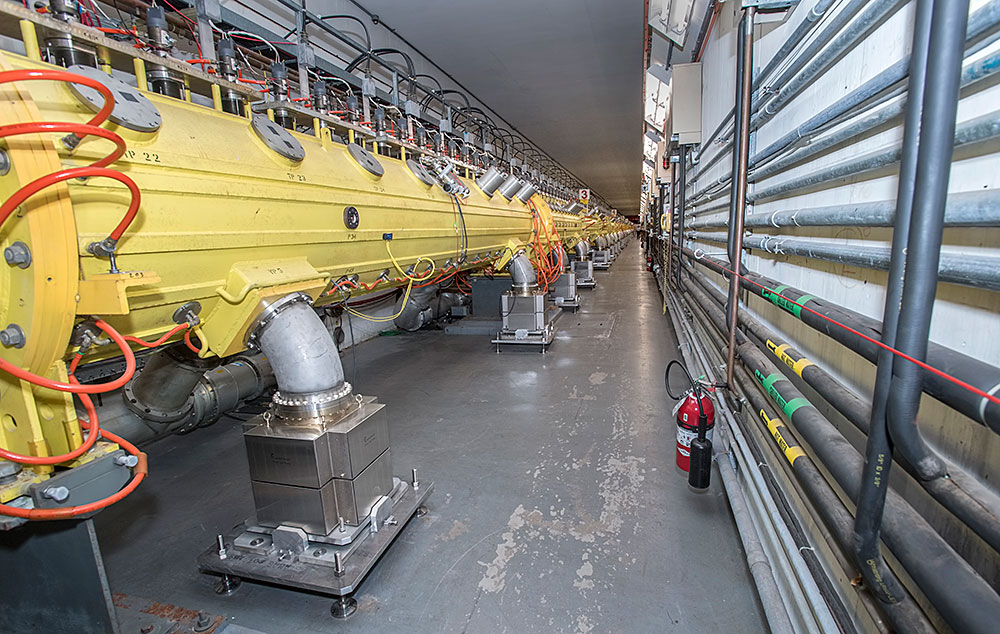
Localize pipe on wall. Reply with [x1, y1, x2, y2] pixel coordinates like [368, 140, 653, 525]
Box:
[693, 0, 877, 178]
[884, 0, 971, 525]
[685, 230, 1000, 291]
[687, 189, 1000, 229]
[680, 274, 1000, 634]
[683, 250, 1000, 431]
[684, 264, 1000, 558]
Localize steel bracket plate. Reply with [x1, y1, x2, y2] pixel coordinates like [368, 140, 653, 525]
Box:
[198, 480, 433, 596]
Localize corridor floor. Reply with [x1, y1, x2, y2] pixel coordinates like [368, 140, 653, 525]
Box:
[97, 241, 766, 634]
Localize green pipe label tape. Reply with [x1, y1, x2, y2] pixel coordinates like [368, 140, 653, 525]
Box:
[755, 370, 811, 418]
[761, 285, 815, 319]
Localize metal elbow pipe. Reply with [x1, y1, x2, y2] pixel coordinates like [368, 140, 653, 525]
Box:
[123, 345, 220, 423]
[507, 252, 538, 292]
[252, 293, 346, 396]
[574, 239, 591, 259]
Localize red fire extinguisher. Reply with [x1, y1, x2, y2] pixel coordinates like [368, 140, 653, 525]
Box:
[665, 360, 716, 489]
[673, 387, 715, 472]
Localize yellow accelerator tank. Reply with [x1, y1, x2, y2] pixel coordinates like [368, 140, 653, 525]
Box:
[0, 50, 558, 358]
[0, 46, 587, 463]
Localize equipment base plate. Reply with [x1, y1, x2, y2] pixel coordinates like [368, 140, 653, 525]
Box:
[198, 481, 433, 597]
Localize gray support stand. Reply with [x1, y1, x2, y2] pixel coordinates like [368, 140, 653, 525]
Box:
[0, 519, 120, 634]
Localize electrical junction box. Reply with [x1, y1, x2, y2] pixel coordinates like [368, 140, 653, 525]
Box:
[670, 62, 702, 145]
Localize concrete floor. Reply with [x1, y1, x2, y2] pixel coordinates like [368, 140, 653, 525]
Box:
[97, 241, 766, 634]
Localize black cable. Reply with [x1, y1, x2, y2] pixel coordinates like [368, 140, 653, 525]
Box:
[664, 359, 706, 439]
[501, 293, 517, 317]
[452, 195, 468, 261]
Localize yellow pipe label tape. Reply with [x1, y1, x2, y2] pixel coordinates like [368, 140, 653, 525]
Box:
[766, 340, 814, 377]
[759, 409, 805, 466]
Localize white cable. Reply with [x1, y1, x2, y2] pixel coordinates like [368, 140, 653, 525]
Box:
[209, 20, 280, 59]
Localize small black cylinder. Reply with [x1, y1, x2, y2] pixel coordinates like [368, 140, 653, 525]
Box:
[688, 437, 712, 489]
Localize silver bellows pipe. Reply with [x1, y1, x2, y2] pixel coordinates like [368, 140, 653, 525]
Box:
[254, 293, 346, 394]
[107, 353, 273, 444]
[574, 239, 591, 259]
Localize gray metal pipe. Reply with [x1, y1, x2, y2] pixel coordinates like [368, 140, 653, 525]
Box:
[688, 189, 1000, 229]
[103, 353, 273, 444]
[256, 295, 346, 395]
[715, 448, 797, 634]
[123, 346, 219, 423]
[507, 252, 538, 291]
[574, 239, 591, 259]
[752, 0, 906, 130]
[886, 0, 969, 487]
[693, 0, 865, 178]
[686, 230, 1000, 291]
[695, 0, 904, 180]
[754, 42, 1000, 184]
[750, 109, 1000, 203]
[696, 20, 1000, 198]
[727, 7, 756, 388]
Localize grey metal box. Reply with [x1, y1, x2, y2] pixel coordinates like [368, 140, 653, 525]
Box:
[573, 260, 594, 280]
[552, 271, 576, 297]
[670, 62, 702, 145]
[502, 292, 546, 331]
[244, 400, 389, 486]
[251, 475, 339, 535]
[252, 448, 393, 534]
[333, 447, 393, 526]
[245, 426, 331, 489]
[327, 401, 389, 480]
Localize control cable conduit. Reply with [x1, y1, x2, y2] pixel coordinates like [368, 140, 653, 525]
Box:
[694, 0, 908, 179]
[684, 229, 1000, 291]
[691, 0, 1000, 204]
[684, 265, 1000, 555]
[670, 284, 932, 633]
[682, 248, 1000, 429]
[679, 273, 1000, 634]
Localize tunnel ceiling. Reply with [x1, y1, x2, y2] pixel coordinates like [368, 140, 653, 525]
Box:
[358, 0, 647, 215]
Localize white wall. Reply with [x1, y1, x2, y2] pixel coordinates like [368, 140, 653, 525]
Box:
[687, 0, 1000, 596]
